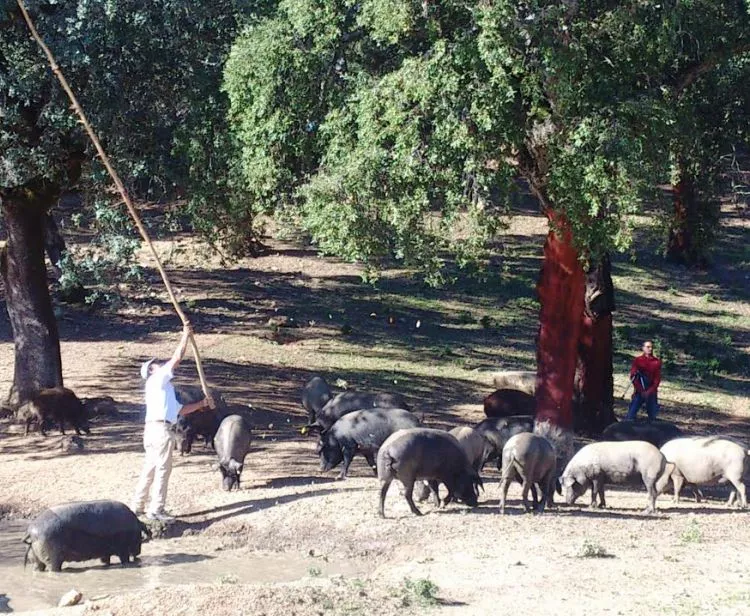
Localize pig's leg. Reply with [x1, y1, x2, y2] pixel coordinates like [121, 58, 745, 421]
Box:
[530, 484, 539, 509]
[727, 490, 737, 507]
[537, 473, 553, 514]
[49, 554, 63, 572]
[378, 478, 392, 518]
[590, 478, 605, 508]
[672, 473, 684, 503]
[644, 479, 657, 513]
[499, 476, 512, 515]
[403, 480, 423, 516]
[729, 478, 747, 509]
[520, 476, 532, 513]
[363, 452, 377, 475]
[589, 479, 601, 508]
[338, 447, 355, 480]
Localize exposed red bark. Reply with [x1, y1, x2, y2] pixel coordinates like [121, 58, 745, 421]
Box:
[535, 213, 586, 430]
[667, 170, 695, 262]
[1, 186, 64, 408]
[573, 256, 616, 434]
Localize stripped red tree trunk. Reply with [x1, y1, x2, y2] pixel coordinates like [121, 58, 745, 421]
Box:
[535, 213, 586, 430]
[667, 165, 696, 263]
[574, 255, 616, 434]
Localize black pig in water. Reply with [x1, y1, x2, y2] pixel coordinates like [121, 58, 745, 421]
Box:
[23, 500, 150, 572]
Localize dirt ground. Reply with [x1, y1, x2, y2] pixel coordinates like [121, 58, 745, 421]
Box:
[0, 205, 749, 615]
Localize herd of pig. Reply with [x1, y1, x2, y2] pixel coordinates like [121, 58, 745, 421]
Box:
[15, 373, 750, 573]
[299, 376, 749, 516]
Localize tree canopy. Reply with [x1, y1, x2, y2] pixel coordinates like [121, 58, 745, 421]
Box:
[223, 0, 750, 280]
[0, 0, 239, 202]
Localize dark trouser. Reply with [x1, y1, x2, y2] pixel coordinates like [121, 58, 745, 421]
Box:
[626, 392, 659, 421]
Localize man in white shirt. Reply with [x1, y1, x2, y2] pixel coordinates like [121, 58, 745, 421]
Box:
[131, 325, 209, 521]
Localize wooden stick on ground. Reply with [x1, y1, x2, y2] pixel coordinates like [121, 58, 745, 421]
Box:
[17, 0, 215, 408]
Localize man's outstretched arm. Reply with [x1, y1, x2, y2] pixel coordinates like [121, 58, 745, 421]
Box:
[179, 398, 209, 417]
[165, 325, 192, 373]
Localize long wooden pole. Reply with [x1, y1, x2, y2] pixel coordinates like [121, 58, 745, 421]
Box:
[17, 0, 214, 407]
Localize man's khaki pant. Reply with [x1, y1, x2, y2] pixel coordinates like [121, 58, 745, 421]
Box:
[132, 422, 175, 514]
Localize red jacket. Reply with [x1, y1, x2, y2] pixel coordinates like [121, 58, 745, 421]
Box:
[630, 354, 662, 397]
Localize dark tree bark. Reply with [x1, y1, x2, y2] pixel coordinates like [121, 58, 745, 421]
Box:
[573, 255, 616, 435]
[0, 186, 64, 408]
[44, 212, 67, 274]
[534, 212, 586, 430]
[666, 160, 717, 267]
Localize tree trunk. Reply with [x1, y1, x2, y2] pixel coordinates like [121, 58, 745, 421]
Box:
[535, 213, 586, 430]
[1, 189, 63, 408]
[573, 255, 616, 435]
[44, 212, 67, 275]
[666, 160, 717, 267]
[667, 163, 697, 263]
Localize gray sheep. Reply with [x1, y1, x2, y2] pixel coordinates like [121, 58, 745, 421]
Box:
[660, 436, 749, 507]
[377, 428, 482, 518]
[499, 433, 557, 514]
[561, 441, 674, 513]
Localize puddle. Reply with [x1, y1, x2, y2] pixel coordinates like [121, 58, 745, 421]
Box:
[0, 520, 356, 613]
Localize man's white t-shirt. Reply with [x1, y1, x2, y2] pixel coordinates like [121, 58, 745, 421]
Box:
[145, 364, 182, 424]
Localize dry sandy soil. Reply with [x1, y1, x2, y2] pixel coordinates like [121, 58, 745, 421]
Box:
[0, 205, 748, 615]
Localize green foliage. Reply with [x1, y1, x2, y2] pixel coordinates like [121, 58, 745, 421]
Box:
[575, 539, 614, 559]
[57, 197, 142, 307]
[224, 1, 750, 281]
[398, 577, 439, 607]
[680, 519, 703, 544]
[1, 0, 242, 210]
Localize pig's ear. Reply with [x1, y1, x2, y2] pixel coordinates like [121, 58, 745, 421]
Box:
[555, 479, 563, 495]
[562, 475, 575, 488]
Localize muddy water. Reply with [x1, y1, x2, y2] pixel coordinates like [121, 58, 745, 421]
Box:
[0, 520, 357, 613]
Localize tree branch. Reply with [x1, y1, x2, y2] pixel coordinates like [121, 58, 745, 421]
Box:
[675, 42, 750, 98]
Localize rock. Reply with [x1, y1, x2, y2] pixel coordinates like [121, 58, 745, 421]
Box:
[58, 590, 83, 607]
[60, 435, 85, 452]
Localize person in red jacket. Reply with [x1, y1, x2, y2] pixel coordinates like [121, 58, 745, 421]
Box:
[626, 340, 662, 421]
